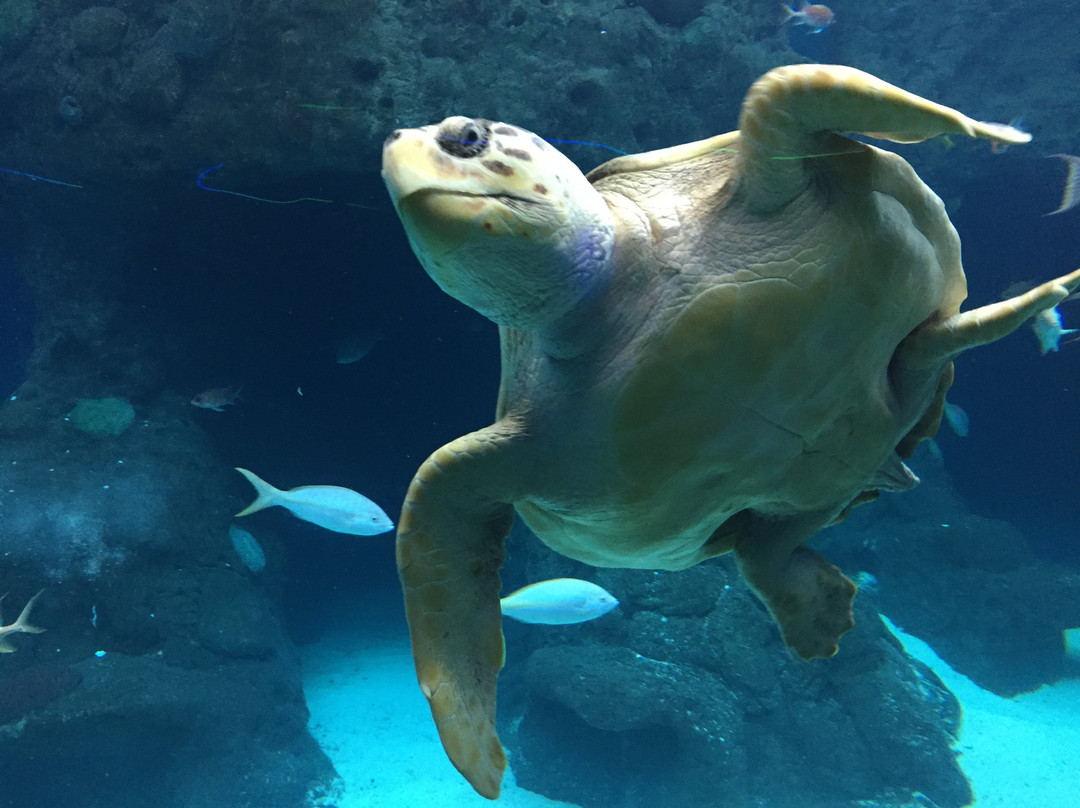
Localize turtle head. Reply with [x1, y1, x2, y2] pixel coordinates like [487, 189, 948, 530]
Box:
[383, 117, 615, 330]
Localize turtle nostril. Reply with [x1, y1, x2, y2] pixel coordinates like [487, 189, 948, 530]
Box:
[384, 130, 403, 147]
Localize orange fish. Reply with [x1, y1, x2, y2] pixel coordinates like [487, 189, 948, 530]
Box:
[782, 2, 835, 33]
[191, 385, 242, 411]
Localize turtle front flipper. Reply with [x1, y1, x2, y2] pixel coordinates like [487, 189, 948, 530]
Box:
[396, 421, 527, 799]
[737, 64, 1031, 211]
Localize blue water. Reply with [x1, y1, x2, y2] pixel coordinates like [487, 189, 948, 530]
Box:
[0, 250, 33, 399]
[946, 159, 1080, 564]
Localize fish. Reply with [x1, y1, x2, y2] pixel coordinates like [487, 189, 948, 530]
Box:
[852, 571, 879, 592]
[923, 438, 944, 466]
[228, 524, 266, 573]
[943, 400, 969, 437]
[334, 329, 383, 365]
[1046, 154, 1080, 216]
[234, 467, 394, 535]
[781, 2, 835, 33]
[1066, 627, 1080, 663]
[191, 385, 242, 411]
[1031, 306, 1078, 354]
[999, 281, 1080, 305]
[499, 578, 619, 625]
[0, 589, 45, 653]
[999, 279, 1036, 299]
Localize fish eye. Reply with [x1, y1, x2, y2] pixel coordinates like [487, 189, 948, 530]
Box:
[437, 119, 491, 159]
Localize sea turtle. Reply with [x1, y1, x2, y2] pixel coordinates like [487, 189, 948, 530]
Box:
[381, 64, 1080, 798]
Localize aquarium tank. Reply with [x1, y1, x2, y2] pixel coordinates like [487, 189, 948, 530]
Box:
[0, 2, 1077, 808]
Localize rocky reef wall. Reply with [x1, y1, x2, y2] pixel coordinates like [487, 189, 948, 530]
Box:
[0, 0, 1073, 188]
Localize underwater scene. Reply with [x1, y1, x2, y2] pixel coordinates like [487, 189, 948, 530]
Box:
[1, 1, 1078, 807]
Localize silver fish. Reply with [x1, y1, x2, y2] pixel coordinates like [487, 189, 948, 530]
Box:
[0, 590, 45, 653]
[943, 400, 969, 437]
[234, 467, 394, 536]
[500, 578, 619, 625]
[1032, 306, 1078, 354]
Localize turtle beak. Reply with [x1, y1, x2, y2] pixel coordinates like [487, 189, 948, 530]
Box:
[382, 126, 440, 205]
[396, 189, 519, 258]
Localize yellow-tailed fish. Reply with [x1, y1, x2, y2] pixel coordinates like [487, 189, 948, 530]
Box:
[234, 467, 394, 536]
[0, 590, 45, 653]
[500, 578, 619, 625]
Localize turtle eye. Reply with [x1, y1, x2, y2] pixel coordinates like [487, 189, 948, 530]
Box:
[436, 118, 491, 159]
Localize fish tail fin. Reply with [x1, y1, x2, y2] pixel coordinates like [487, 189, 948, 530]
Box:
[1046, 154, 1080, 216]
[780, 3, 796, 22]
[12, 589, 45, 635]
[235, 467, 280, 516]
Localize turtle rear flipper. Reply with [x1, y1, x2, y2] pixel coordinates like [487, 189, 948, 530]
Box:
[892, 266, 1080, 451]
[732, 509, 856, 659]
[745, 546, 857, 659]
[396, 421, 527, 800]
[900, 267, 1080, 368]
[737, 64, 1031, 211]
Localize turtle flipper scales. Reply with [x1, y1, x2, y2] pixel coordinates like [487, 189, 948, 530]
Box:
[396, 422, 526, 800]
[737, 64, 1031, 211]
[900, 267, 1080, 367]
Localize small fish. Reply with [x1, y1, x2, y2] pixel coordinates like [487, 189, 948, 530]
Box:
[1031, 306, 1078, 354]
[1066, 627, 1080, 663]
[0, 589, 45, 653]
[781, 2, 835, 33]
[500, 578, 619, 625]
[1046, 154, 1080, 216]
[922, 438, 944, 466]
[191, 385, 242, 412]
[234, 467, 394, 535]
[998, 280, 1080, 305]
[335, 330, 383, 365]
[228, 524, 266, 573]
[852, 571, 879, 592]
[999, 279, 1036, 299]
[943, 400, 969, 437]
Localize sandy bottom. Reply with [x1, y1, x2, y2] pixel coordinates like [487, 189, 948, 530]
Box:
[302, 625, 575, 808]
[302, 605, 1079, 808]
[884, 617, 1080, 808]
